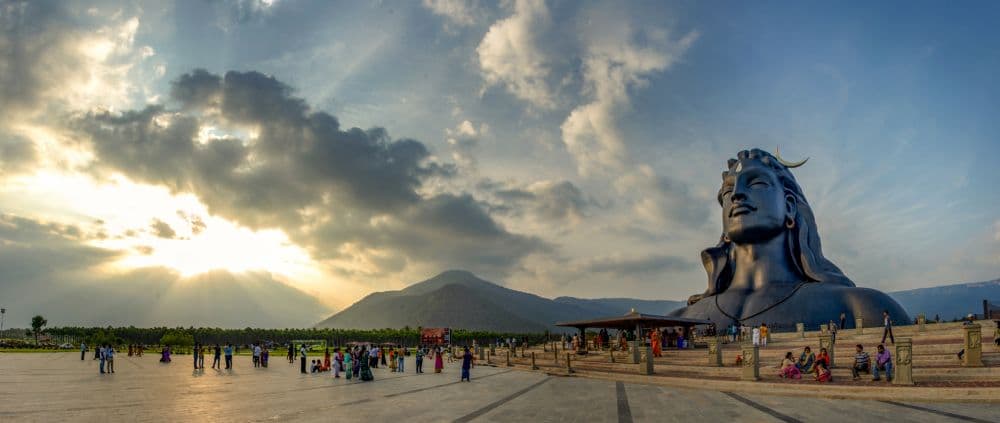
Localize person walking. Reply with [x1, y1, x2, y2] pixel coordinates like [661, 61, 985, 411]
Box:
[415, 346, 424, 373]
[344, 348, 353, 380]
[752, 326, 761, 347]
[287, 343, 294, 364]
[80, 342, 87, 361]
[881, 310, 895, 344]
[98, 345, 106, 374]
[760, 324, 769, 348]
[224, 343, 233, 369]
[397, 347, 405, 373]
[193, 343, 200, 370]
[300, 343, 308, 374]
[460, 346, 473, 381]
[106, 345, 115, 374]
[840, 312, 847, 332]
[212, 344, 221, 369]
[434, 347, 444, 373]
[359, 347, 374, 381]
[198, 344, 206, 369]
[253, 343, 262, 368]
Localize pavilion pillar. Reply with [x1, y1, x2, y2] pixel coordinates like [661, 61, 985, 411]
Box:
[707, 336, 722, 367]
[566, 352, 573, 373]
[741, 341, 759, 381]
[855, 315, 864, 335]
[962, 323, 983, 367]
[506, 350, 511, 367]
[917, 314, 926, 333]
[531, 352, 538, 370]
[893, 338, 913, 385]
[796, 323, 804, 338]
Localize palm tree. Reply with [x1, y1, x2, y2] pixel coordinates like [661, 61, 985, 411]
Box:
[31, 315, 47, 345]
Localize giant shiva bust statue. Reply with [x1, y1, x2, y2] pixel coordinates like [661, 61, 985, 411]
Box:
[669, 148, 909, 329]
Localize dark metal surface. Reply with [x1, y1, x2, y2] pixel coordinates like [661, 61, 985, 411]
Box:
[555, 311, 712, 330]
[669, 149, 910, 328]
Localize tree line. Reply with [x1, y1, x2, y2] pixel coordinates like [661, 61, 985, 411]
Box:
[43, 326, 550, 347]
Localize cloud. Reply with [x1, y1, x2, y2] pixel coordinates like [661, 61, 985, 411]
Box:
[446, 120, 486, 169]
[491, 180, 590, 224]
[150, 219, 177, 239]
[561, 27, 698, 175]
[74, 69, 543, 283]
[423, 0, 482, 28]
[0, 213, 329, 327]
[477, 0, 557, 108]
[0, 134, 36, 175]
[583, 253, 694, 276]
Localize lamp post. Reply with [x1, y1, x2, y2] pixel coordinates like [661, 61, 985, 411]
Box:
[1, 307, 5, 333]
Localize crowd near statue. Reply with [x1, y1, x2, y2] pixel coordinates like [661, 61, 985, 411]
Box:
[670, 148, 909, 328]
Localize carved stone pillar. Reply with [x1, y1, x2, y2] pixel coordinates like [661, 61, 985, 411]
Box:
[893, 338, 913, 385]
[917, 314, 926, 333]
[707, 337, 722, 366]
[962, 323, 983, 367]
[506, 350, 511, 367]
[796, 323, 804, 338]
[741, 342, 759, 381]
[644, 345, 654, 375]
[566, 352, 573, 373]
[818, 333, 835, 368]
[630, 341, 641, 364]
[531, 352, 538, 370]
[855, 316, 864, 335]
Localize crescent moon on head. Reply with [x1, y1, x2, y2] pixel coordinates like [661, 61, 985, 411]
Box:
[775, 146, 809, 168]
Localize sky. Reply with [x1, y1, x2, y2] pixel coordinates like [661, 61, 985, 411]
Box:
[0, 0, 997, 328]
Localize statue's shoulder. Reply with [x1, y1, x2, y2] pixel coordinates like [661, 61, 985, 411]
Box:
[802, 284, 909, 321]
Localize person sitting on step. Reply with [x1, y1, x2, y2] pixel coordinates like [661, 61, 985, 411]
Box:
[851, 344, 870, 380]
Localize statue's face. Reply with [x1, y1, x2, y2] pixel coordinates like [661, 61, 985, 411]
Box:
[720, 160, 790, 244]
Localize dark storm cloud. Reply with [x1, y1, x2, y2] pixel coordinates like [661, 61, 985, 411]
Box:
[0, 134, 36, 175]
[488, 179, 590, 222]
[0, 213, 328, 327]
[149, 219, 177, 239]
[0, 0, 75, 116]
[584, 254, 694, 276]
[76, 69, 541, 277]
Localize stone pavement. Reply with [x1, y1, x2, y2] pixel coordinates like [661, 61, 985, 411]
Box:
[1, 353, 999, 422]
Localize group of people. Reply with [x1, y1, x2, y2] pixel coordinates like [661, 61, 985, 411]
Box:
[84, 343, 117, 374]
[726, 323, 771, 347]
[776, 345, 833, 382]
[299, 344, 466, 382]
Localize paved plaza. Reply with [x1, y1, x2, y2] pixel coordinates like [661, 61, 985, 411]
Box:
[1, 352, 998, 422]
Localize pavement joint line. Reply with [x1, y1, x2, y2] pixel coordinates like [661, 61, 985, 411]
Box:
[384, 369, 513, 398]
[452, 376, 552, 423]
[616, 381, 633, 423]
[879, 400, 995, 423]
[723, 391, 803, 423]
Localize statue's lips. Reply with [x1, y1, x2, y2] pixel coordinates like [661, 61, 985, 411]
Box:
[729, 204, 755, 217]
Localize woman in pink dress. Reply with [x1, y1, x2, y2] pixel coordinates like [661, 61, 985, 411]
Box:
[434, 347, 444, 373]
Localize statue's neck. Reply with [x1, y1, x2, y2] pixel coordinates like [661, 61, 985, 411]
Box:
[728, 231, 800, 291]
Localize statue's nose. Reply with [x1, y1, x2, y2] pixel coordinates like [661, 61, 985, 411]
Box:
[731, 191, 747, 202]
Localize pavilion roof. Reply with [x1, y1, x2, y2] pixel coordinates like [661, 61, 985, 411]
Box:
[555, 310, 713, 330]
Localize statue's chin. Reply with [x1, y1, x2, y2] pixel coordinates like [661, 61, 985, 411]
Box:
[725, 223, 784, 244]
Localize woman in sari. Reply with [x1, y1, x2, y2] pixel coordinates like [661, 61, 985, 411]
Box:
[389, 348, 398, 372]
[815, 360, 832, 382]
[359, 347, 374, 381]
[323, 348, 331, 372]
[778, 351, 801, 379]
[434, 347, 444, 373]
[814, 348, 830, 377]
[651, 330, 662, 357]
[344, 349, 353, 380]
[353, 348, 362, 379]
[795, 346, 815, 373]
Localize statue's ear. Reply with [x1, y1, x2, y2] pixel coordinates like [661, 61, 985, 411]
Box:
[784, 193, 797, 221]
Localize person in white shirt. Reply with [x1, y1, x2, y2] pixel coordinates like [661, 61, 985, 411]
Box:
[752, 326, 761, 347]
[253, 344, 262, 368]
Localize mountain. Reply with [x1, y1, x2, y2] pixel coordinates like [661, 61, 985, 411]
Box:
[316, 270, 1000, 332]
[888, 278, 1000, 321]
[314, 270, 682, 332]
